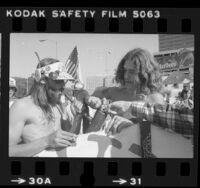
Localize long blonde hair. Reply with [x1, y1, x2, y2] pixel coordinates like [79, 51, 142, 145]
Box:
[29, 58, 59, 122]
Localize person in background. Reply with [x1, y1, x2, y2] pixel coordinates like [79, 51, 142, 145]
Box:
[168, 83, 182, 105]
[160, 84, 171, 104]
[174, 90, 193, 110]
[190, 86, 194, 101]
[182, 84, 190, 93]
[9, 77, 18, 108]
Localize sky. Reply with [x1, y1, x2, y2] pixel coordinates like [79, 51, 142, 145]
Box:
[10, 34, 158, 84]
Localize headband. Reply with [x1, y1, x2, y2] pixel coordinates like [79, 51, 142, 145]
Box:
[34, 62, 75, 82]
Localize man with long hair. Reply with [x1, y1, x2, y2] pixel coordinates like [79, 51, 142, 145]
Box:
[100, 48, 193, 138]
[93, 48, 165, 118]
[92, 48, 193, 157]
[93, 48, 165, 103]
[92, 48, 192, 129]
[9, 58, 82, 157]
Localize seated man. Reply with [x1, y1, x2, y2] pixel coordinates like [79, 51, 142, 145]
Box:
[9, 58, 79, 157]
[174, 90, 193, 110]
[9, 57, 103, 157]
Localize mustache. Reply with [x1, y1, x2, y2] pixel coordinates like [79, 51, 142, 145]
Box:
[47, 89, 62, 103]
[124, 78, 140, 84]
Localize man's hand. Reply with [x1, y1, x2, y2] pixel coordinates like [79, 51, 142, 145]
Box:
[72, 98, 84, 114]
[46, 130, 77, 148]
[105, 115, 133, 135]
[146, 93, 165, 106]
[109, 101, 132, 116]
[59, 95, 71, 119]
[87, 96, 102, 109]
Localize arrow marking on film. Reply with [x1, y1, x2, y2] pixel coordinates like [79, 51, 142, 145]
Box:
[112, 178, 127, 185]
[11, 178, 26, 184]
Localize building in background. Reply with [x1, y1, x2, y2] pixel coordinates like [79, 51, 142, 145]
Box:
[159, 35, 194, 52]
[155, 34, 194, 79]
[104, 75, 116, 87]
[154, 35, 194, 89]
[154, 48, 194, 77]
[86, 75, 105, 95]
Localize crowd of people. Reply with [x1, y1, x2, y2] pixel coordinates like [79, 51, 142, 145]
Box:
[9, 48, 194, 157]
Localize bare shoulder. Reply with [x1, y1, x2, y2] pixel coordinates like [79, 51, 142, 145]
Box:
[92, 87, 109, 98]
[92, 86, 120, 99]
[108, 87, 122, 94]
[10, 96, 33, 112]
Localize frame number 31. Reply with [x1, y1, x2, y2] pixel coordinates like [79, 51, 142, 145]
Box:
[130, 178, 141, 186]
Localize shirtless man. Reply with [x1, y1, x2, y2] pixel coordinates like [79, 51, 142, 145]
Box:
[93, 48, 193, 140]
[93, 48, 164, 104]
[91, 48, 193, 158]
[92, 48, 165, 123]
[9, 58, 81, 157]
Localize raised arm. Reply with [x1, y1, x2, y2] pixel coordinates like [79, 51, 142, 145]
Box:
[92, 87, 109, 99]
[130, 102, 193, 135]
[109, 101, 193, 136]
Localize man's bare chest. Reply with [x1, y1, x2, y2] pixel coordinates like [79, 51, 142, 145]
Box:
[25, 105, 62, 130]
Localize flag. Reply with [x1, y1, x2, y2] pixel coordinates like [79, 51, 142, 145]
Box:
[65, 46, 81, 81]
[34, 51, 41, 63]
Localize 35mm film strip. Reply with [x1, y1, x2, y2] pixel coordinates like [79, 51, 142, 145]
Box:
[0, 6, 199, 187]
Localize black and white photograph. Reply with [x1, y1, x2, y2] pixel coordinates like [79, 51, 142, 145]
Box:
[9, 34, 194, 158]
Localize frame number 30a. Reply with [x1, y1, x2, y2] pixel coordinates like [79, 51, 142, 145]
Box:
[28, 177, 51, 185]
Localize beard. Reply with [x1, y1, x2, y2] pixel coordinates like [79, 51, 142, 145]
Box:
[47, 89, 61, 105]
[124, 78, 140, 91]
